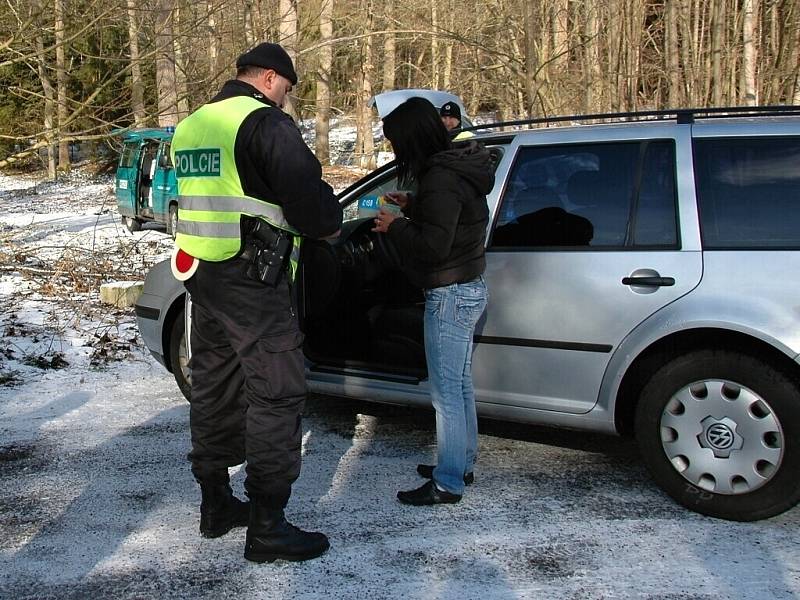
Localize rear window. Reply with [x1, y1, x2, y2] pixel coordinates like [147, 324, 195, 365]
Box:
[119, 143, 138, 168]
[694, 137, 800, 249]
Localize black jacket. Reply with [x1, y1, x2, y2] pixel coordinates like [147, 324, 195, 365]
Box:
[387, 142, 494, 289]
[210, 80, 342, 239]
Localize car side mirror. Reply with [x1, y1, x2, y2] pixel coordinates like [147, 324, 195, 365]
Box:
[159, 155, 172, 169]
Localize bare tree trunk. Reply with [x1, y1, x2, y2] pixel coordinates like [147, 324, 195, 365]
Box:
[691, 0, 706, 103]
[794, 8, 800, 104]
[666, 0, 682, 107]
[711, 0, 724, 106]
[627, 0, 644, 110]
[443, 2, 454, 91]
[742, 0, 758, 105]
[126, 0, 147, 126]
[54, 0, 69, 171]
[155, 0, 180, 126]
[382, 0, 395, 91]
[541, 0, 569, 114]
[34, 19, 56, 179]
[608, 0, 623, 111]
[507, 28, 525, 118]
[315, 0, 333, 165]
[470, 47, 481, 115]
[551, 0, 569, 69]
[279, 0, 298, 118]
[244, 0, 255, 46]
[522, 0, 537, 116]
[207, 1, 220, 86]
[173, 1, 189, 119]
[430, 0, 439, 88]
[584, 1, 601, 112]
[355, 30, 375, 169]
[677, 0, 694, 104]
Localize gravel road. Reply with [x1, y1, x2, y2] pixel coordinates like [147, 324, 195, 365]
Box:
[0, 167, 797, 599]
[0, 358, 797, 600]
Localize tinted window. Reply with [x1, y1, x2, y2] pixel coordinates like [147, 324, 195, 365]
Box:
[491, 141, 677, 249]
[634, 142, 678, 246]
[694, 137, 800, 249]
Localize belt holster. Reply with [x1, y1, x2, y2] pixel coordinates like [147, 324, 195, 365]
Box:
[243, 219, 292, 286]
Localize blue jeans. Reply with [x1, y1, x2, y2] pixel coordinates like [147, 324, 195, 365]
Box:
[424, 276, 488, 495]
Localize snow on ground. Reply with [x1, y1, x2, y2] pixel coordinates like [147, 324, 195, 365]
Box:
[0, 166, 798, 599]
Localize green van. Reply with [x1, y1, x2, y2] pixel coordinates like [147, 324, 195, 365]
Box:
[115, 128, 179, 236]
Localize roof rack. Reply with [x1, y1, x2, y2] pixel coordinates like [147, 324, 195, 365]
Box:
[462, 104, 800, 134]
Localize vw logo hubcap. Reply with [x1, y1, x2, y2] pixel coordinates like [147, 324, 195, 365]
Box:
[706, 423, 735, 450]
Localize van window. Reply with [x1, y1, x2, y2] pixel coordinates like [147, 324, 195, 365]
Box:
[119, 143, 138, 168]
[490, 141, 677, 249]
[694, 137, 800, 249]
[159, 143, 173, 168]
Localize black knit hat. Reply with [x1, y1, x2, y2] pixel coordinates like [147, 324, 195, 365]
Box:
[236, 43, 298, 85]
[440, 102, 461, 120]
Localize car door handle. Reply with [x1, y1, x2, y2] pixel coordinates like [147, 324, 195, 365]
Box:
[622, 276, 675, 287]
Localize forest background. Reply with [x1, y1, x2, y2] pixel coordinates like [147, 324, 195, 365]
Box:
[1, 0, 799, 178]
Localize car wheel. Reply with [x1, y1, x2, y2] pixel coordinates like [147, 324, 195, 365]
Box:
[635, 349, 800, 521]
[125, 216, 142, 233]
[168, 309, 191, 401]
[168, 204, 178, 240]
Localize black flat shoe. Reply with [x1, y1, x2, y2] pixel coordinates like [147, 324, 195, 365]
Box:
[397, 480, 461, 506]
[417, 464, 474, 485]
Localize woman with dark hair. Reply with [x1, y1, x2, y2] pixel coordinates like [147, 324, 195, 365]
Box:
[373, 97, 494, 505]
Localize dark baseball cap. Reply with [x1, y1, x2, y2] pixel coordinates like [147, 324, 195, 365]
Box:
[236, 42, 298, 85]
[440, 102, 461, 120]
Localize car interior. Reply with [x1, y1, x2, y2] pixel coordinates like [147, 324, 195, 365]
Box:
[300, 145, 505, 380]
[300, 217, 428, 379]
[138, 141, 159, 211]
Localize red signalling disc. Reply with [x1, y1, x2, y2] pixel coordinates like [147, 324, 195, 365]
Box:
[170, 247, 199, 281]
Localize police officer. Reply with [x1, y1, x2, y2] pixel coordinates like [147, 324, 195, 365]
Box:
[171, 42, 342, 563]
[440, 102, 474, 140]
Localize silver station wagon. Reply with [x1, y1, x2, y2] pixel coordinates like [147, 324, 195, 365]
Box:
[136, 104, 800, 522]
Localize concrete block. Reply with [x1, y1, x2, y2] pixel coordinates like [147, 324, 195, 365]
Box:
[100, 281, 144, 308]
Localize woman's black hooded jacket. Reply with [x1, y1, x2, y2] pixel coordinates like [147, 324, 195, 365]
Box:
[387, 142, 494, 289]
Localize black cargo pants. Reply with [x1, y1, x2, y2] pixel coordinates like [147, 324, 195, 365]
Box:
[184, 256, 305, 510]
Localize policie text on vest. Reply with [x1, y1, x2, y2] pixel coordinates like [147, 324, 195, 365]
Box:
[175, 149, 222, 177]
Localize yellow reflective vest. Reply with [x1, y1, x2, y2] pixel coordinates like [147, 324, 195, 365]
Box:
[171, 95, 301, 276]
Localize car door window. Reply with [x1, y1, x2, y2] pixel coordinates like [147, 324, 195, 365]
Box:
[342, 174, 403, 221]
[119, 143, 138, 168]
[490, 141, 678, 249]
[632, 142, 679, 246]
[341, 145, 505, 222]
[694, 136, 800, 249]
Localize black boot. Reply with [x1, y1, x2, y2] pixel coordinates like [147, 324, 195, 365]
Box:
[244, 503, 329, 563]
[199, 482, 249, 538]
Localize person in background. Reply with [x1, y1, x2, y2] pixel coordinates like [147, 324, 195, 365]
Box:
[440, 102, 462, 132]
[440, 102, 474, 140]
[171, 42, 342, 562]
[372, 97, 493, 505]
